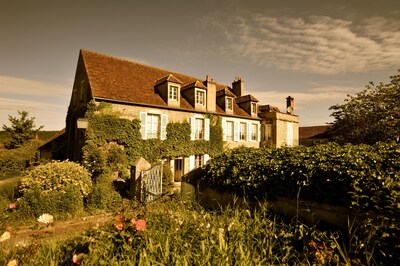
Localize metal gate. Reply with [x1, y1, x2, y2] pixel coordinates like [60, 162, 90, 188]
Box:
[140, 163, 163, 204]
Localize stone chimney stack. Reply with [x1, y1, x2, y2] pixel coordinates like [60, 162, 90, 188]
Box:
[232, 76, 244, 97]
[205, 75, 216, 112]
[286, 96, 294, 114]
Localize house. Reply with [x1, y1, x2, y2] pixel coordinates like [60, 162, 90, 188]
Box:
[62, 49, 299, 180]
[299, 125, 332, 146]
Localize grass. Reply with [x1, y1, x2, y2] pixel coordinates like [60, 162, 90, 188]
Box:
[0, 197, 378, 265]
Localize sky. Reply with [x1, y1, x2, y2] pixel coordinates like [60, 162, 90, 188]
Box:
[1, 0, 399, 130]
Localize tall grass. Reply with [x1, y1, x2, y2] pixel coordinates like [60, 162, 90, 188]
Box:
[1, 198, 378, 265]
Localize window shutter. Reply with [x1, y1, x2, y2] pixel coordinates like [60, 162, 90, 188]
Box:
[190, 117, 195, 140]
[222, 120, 227, 141]
[258, 123, 261, 142]
[204, 118, 210, 140]
[160, 114, 168, 140]
[204, 154, 210, 165]
[140, 112, 147, 140]
[234, 120, 239, 141]
[247, 122, 251, 142]
[189, 155, 195, 171]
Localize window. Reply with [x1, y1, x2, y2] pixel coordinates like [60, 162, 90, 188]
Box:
[226, 121, 234, 141]
[196, 90, 205, 105]
[250, 123, 258, 141]
[251, 103, 257, 114]
[195, 155, 204, 168]
[140, 112, 168, 140]
[146, 114, 160, 139]
[239, 122, 247, 141]
[195, 118, 205, 139]
[226, 97, 233, 110]
[169, 85, 178, 101]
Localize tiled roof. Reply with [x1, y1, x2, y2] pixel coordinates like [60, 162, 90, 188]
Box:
[216, 87, 236, 97]
[181, 80, 208, 91]
[259, 105, 280, 112]
[235, 94, 259, 104]
[81, 49, 256, 118]
[154, 74, 183, 86]
[299, 125, 332, 139]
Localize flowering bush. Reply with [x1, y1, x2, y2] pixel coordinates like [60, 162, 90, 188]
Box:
[16, 161, 92, 218]
[19, 161, 92, 198]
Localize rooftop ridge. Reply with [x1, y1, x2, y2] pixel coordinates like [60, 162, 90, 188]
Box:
[80, 49, 229, 88]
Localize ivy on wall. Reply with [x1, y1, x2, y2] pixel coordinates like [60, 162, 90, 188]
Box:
[82, 101, 224, 178]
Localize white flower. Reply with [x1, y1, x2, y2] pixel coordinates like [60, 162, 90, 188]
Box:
[37, 214, 54, 224]
[0, 231, 11, 242]
[6, 259, 18, 266]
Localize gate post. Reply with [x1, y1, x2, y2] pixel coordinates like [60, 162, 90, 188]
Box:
[130, 157, 151, 200]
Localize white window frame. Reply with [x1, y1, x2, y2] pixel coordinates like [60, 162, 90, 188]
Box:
[239, 122, 247, 141]
[190, 116, 210, 140]
[195, 89, 206, 106]
[251, 103, 257, 115]
[194, 155, 204, 168]
[226, 97, 233, 111]
[140, 112, 168, 140]
[250, 123, 258, 141]
[169, 85, 178, 101]
[146, 113, 160, 139]
[226, 121, 234, 141]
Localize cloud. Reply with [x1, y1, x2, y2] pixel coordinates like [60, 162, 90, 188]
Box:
[253, 85, 359, 126]
[204, 14, 400, 74]
[0, 76, 70, 130]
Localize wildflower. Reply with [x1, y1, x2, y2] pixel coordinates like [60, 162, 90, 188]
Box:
[228, 222, 234, 231]
[113, 223, 124, 231]
[115, 216, 125, 223]
[37, 214, 54, 224]
[6, 259, 17, 266]
[128, 237, 133, 244]
[72, 253, 84, 264]
[131, 219, 146, 231]
[9, 203, 16, 210]
[218, 228, 225, 235]
[206, 223, 210, 229]
[0, 231, 11, 242]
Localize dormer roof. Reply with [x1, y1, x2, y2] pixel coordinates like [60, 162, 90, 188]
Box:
[235, 94, 259, 104]
[181, 80, 208, 91]
[154, 74, 183, 86]
[216, 87, 236, 97]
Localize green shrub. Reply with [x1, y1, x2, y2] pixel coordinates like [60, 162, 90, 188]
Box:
[16, 161, 92, 218]
[0, 141, 41, 179]
[86, 183, 122, 211]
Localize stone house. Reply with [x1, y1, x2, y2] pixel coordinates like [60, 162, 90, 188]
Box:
[62, 49, 299, 180]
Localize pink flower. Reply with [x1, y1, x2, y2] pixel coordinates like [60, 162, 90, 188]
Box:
[72, 253, 83, 264]
[131, 219, 146, 231]
[115, 216, 125, 223]
[9, 203, 16, 210]
[114, 223, 124, 231]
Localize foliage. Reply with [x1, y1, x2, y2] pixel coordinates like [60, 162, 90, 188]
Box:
[192, 142, 400, 215]
[329, 71, 400, 144]
[0, 200, 382, 265]
[2, 111, 44, 149]
[0, 140, 42, 179]
[14, 161, 92, 218]
[86, 172, 122, 211]
[82, 101, 224, 180]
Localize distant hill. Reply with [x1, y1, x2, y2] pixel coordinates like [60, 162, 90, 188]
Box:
[0, 130, 60, 143]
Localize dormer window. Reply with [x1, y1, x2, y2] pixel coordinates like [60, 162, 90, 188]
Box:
[251, 102, 257, 114]
[195, 89, 206, 106]
[226, 97, 233, 111]
[169, 85, 178, 101]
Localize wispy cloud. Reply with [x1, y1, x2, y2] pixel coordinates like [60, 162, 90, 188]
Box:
[204, 14, 400, 74]
[0, 76, 70, 130]
[253, 85, 359, 126]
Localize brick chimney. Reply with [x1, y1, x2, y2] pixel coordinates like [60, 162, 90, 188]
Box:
[204, 75, 216, 112]
[232, 76, 244, 97]
[286, 96, 294, 114]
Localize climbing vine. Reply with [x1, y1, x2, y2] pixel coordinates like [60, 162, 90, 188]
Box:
[82, 101, 224, 178]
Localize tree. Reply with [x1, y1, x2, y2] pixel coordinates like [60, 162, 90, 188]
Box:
[2, 111, 44, 149]
[329, 71, 400, 145]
